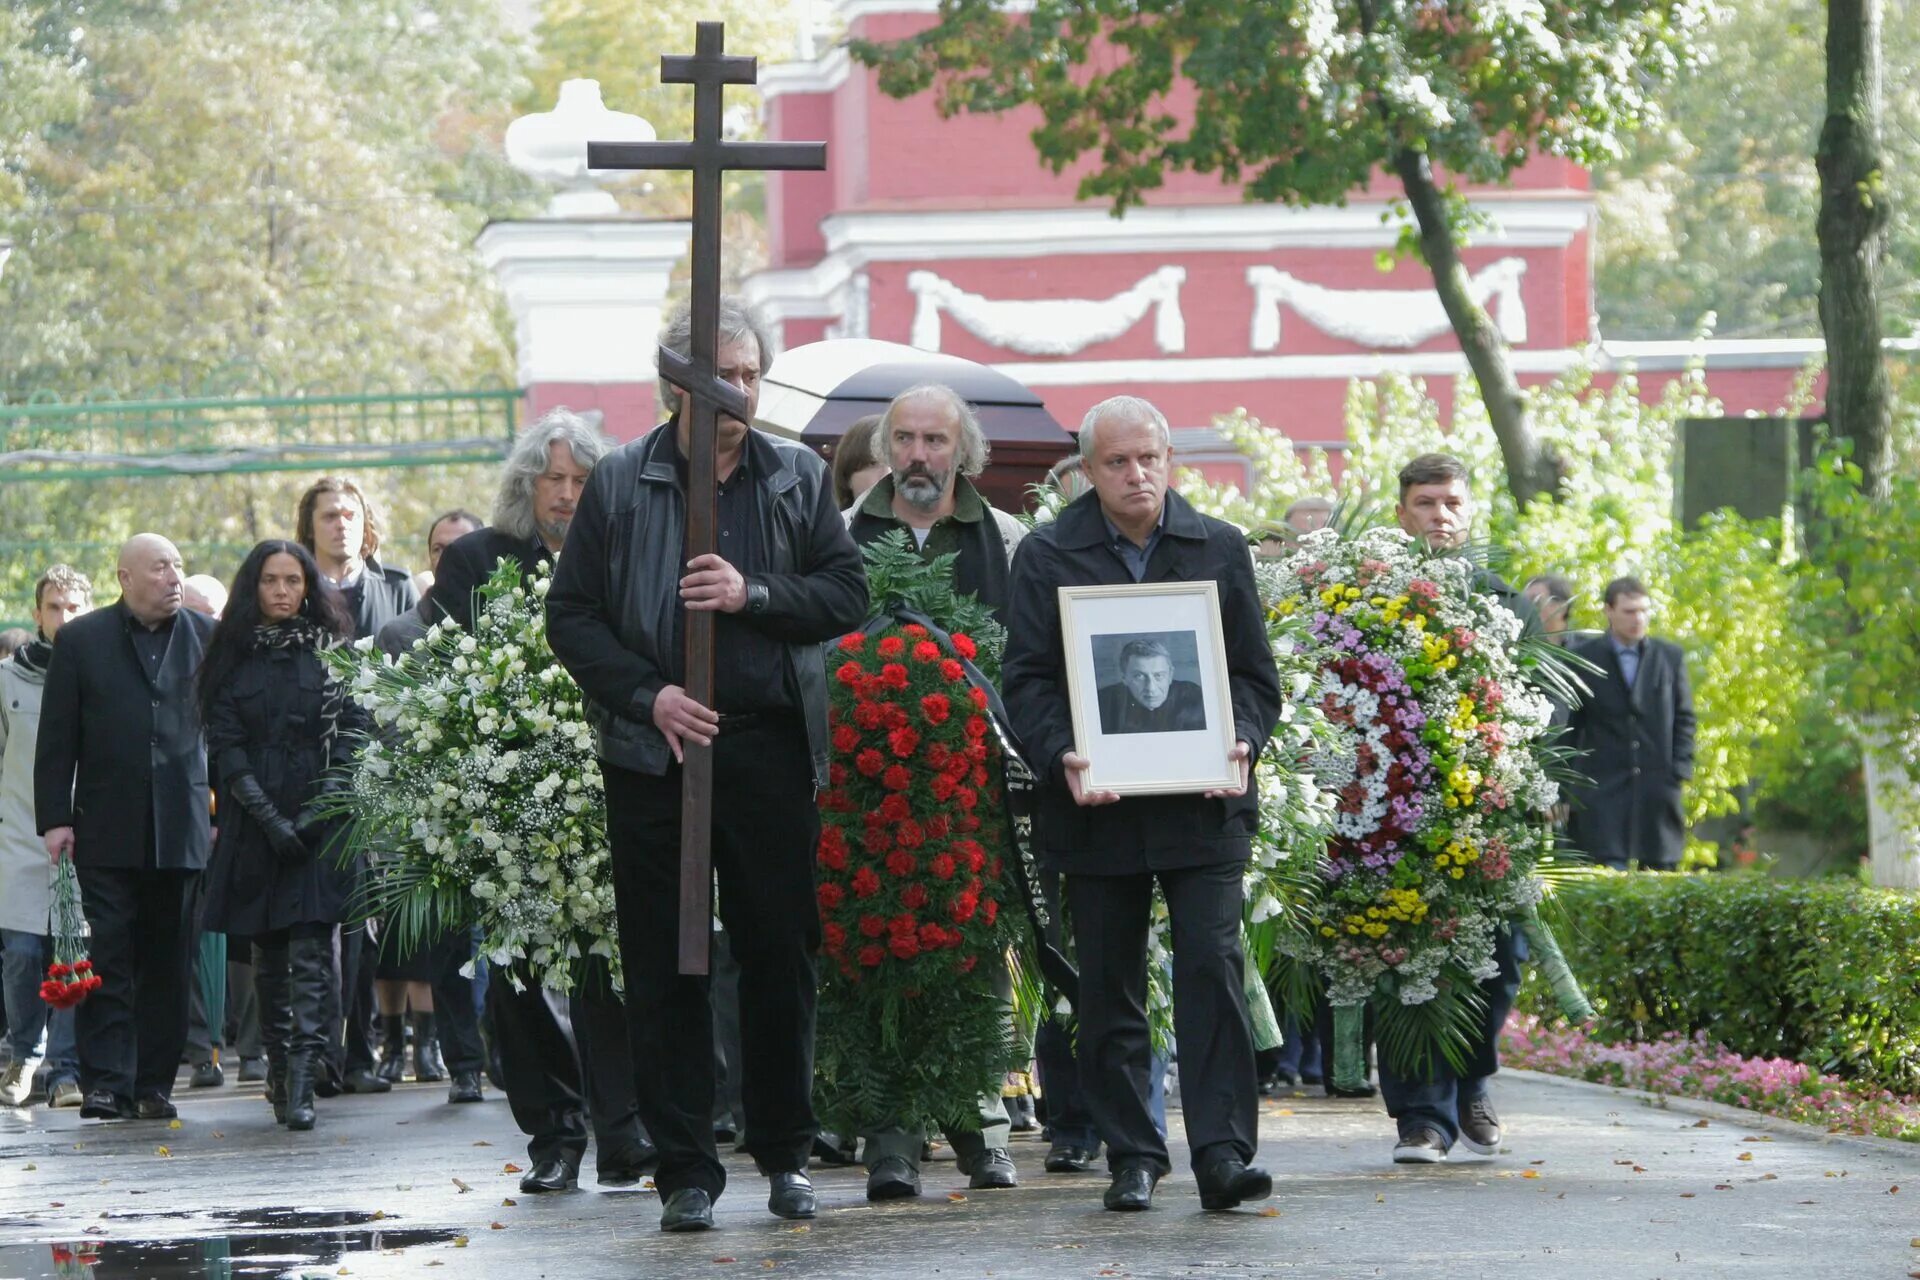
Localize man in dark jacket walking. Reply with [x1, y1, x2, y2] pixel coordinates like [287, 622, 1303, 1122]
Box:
[1381, 453, 1542, 1167]
[35, 534, 216, 1120]
[295, 476, 415, 1097]
[1566, 576, 1696, 870]
[547, 296, 868, 1233]
[1002, 395, 1281, 1215]
[429, 409, 657, 1194]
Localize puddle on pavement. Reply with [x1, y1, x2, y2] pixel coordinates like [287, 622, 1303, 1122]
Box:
[0, 1207, 461, 1278]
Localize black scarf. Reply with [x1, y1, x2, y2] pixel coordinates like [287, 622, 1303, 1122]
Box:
[251, 618, 348, 763]
[12, 639, 52, 677]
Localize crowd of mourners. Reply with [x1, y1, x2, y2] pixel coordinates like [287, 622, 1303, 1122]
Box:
[0, 296, 1696, 1232]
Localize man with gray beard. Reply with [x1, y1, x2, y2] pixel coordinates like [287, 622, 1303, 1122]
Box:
[844, 383, 1025, 626]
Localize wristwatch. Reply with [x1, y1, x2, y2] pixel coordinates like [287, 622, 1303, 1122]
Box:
[745, 580, 770, 614]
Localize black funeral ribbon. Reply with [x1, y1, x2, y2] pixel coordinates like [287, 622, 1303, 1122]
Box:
[857, 608, 1079, 1009]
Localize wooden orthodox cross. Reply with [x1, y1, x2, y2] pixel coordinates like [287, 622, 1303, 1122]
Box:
[588, 22, 826, 975]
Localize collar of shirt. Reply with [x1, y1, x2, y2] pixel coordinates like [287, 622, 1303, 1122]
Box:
[123, 607, 176, 635]
[671, 430, 752, 491]
[1610, 635, 1643, 659]
[861, 474, 986, 527]
[326, 563, 365, 592]
[1101, 501, 1168, 580]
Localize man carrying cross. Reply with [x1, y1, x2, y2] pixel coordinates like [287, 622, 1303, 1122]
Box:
[547, 297, 868, 1231]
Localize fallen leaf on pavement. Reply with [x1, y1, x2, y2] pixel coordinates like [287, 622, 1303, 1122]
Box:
[1714, 1184, 1734, 1191]
[786, 1226, 809, 1234]
[1613, 1159, 1635, 1166]
[1678, 1193, 1696, 1199]
[472, 1140, 492, 1147]
[1891, 1186, 1902, 1195]
[21, 1164, 34, 1171]
[489, 1222, 505, 1230]
[452, 1237, 468, 1248]
[167, 1120, 182, 1130]
[947, 1192, 967, 1202]
[1521, 1170, 1541, 1180]
[451, 1178, 472, 1193]
[1759, 1174, 1778, 1181]
[1259, 1207, 1281, 1217]
[1529, 1159, 1545, 1166]
[502, 1163, 523, 1174]
[154, 1147, 170, 1158]
[1691, 1120, 1710, 1128]
[370, 1211, 384, 1221]
[712, 1258, 736, 1265]
[501, 1198, 516, 1207]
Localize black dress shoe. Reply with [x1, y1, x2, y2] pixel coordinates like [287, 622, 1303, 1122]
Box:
[340, 1068, 391, 1094]
[1103, 1164, 1159, 1211]
[1326, 1081, 1377, 1099]
[865, 1154, 921, 1201]
[79, 1089, 126, 1120]
[968, 1147, 1019, 1189]
[446, 1070, 484, 1105]
[767, 1171, 816, 1220]
[134, 1094, 178, 1121]
[517, 1159, 578, 1194]
[1044, 1143, 1099, 1173]
[660, 1187, 714, 1232]
[1196, 1157, 1273, 1211]
[597, 1140, 660, 1186]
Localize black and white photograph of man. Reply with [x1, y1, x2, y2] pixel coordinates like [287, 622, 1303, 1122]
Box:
[1095, 633, 1207, 735]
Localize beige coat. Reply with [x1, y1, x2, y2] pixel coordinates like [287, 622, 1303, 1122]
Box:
[0, 653, 52, 933]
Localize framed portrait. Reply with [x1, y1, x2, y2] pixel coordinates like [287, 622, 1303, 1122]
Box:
[1057, 580, 1240, 796]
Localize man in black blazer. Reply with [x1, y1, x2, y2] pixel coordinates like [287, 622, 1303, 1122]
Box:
[1566, 576, 1697, 870]
[35, 534, 216, 1120]
[1003, 395, 1282, 1215]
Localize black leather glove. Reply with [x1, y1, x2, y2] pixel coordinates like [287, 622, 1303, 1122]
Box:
[228, 772, 306, 860]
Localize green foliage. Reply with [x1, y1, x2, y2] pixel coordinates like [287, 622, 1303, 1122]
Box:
[1516, 873, 1920, 1092]
[859, 529, 1007, 679]
[851, 0, 1707, 216]
[1596, 0, 1920, 340]
[0, 1, 538, 621]
[813, 979, 1017, 1140]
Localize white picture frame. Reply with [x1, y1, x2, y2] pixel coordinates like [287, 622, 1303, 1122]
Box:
[1057, 580, 1240, 796]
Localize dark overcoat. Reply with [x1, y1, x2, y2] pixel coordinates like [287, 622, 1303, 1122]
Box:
[344, 556, 419, 642]
[1564, 634, 1696, 869]
[1001, 489, 1282, 876]
[34, 601, 216, 870]
[200, 636, 368, 934]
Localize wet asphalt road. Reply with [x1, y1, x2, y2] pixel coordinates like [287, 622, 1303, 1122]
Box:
[0, 1068, 1915, 1279]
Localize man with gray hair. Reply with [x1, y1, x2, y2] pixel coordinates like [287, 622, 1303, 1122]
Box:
[845, 383, 1025, 625]
[1004, 395, 1281, 1214]
[430, 408, 657, 1194]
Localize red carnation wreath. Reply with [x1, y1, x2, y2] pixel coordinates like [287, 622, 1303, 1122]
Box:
[816, 623, 1010, 980]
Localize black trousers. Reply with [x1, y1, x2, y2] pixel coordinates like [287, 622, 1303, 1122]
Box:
[74, 866, 200, 1103]
[1066, 861, 1257, 1178]
[604, 717, 822, 1201]
[327, 922, 378, 1077]
[428, 930, 484, 1075]
[486, 959, 646, 1173]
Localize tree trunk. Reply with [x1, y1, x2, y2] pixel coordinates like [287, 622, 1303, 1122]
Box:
[1816, 0, 1893, 501]
[1863, 724, 1920, 890]
[1391, 147, 1559, 507]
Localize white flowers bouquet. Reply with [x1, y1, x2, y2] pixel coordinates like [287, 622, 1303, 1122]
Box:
[324, 560, 620, 993]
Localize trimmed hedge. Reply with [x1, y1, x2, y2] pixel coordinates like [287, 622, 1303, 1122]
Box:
[1518, 874, 1920, 1093]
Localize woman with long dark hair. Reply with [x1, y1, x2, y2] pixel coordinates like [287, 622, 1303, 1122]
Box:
[198, 540, 364, 1131]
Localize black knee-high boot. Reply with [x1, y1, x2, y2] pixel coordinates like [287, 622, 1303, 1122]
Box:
[286, 932, 335, 1132]
[377, 1014, 408, 1083]
[412, 1012, 445, 1082]
[253, 936, 292, 1125]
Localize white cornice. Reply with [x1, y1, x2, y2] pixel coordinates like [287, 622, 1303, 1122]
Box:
[759, 45, 852, 101]
[818, 199, 1593, 266]
[994, 349, 1585, 387]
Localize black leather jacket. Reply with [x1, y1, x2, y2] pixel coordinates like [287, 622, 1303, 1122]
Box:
[546, 422, 869, 786]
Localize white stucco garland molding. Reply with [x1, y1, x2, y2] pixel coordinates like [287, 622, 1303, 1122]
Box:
[743, 198, 1591, 335]
[1247, 257, 1528, 350]
[907, 265, 1187, 355]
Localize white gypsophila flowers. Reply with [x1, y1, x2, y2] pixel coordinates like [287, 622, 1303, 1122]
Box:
[322, 560, 618, 995]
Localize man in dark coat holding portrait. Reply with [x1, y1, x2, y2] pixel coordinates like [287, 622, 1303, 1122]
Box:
[1002, 394, 1281, 1215]
[1566, 575, 1696, 870]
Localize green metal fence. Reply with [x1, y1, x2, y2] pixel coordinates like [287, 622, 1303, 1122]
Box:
[0, 388, 522, 482]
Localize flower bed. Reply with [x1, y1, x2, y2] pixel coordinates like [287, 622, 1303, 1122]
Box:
[1502, 1013, 1920, 1144]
